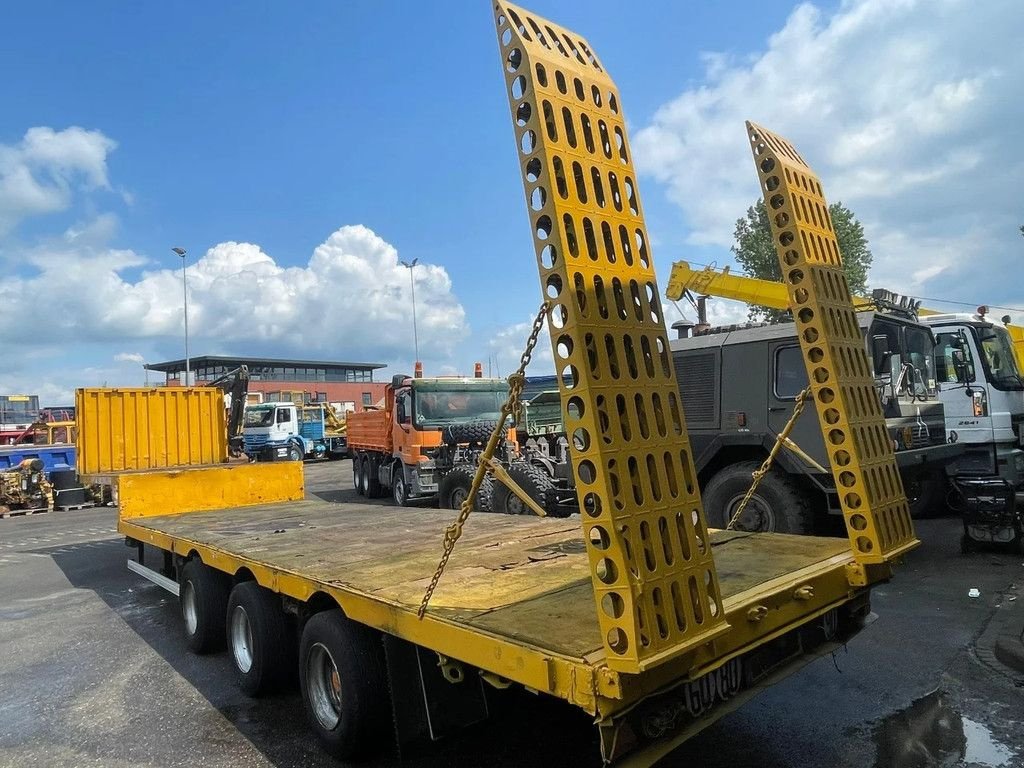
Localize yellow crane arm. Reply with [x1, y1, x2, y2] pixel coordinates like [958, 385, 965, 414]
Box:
[665, 261, 791, 309]
[666, 262, 1024, 371]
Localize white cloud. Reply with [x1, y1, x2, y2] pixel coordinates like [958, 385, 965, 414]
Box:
[114, 352, 145, 364]
[633, 0, 1024, 307]
[488, 316, 555, 378]
[1, 223, 469, 366]
[0, 126, 117, 234]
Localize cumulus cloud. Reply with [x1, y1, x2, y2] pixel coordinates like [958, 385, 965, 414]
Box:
[114, 352, 145, 364]
[0, 126, 117, 234]
[633, 0, 1024, 305]
[0, 224, 469, 364]
[488, 316, 555, 377]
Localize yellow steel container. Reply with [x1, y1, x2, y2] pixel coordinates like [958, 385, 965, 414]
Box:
[76, 388, 227, 475]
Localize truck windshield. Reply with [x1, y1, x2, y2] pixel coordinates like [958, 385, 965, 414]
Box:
[244, 407, 275, 427]
[977, 325, 1024, 390]
[414, 389, 505, 426]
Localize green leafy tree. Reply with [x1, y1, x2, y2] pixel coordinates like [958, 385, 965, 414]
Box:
[731, 199, 873, 321]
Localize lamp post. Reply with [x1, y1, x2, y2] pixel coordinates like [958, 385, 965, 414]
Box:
[172, 247, 190, 386]
[400, 258, 420, 366]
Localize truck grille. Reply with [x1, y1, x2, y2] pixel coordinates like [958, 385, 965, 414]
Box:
[675, 352, 718, 428]
[243, 434, 269, 449]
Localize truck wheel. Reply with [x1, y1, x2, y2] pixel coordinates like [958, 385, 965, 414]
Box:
[703, 461, 813, 534]
[439, 466, 475, 510]
[477, 474, 494, 513]
[493, 462, 557, 516]
[352, 456, 364, 496]
[905, 471, 945, 519]
[392, 465, 410, 507]
[180, 559, 230, 654]
[363, 458, 383, 498]
[299, 609, 388, 760]
[227, 581, 295, 696]
[288, 444, 304, 462]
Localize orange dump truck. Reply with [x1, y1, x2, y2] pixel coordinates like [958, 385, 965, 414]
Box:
[347, 373, 515, 507]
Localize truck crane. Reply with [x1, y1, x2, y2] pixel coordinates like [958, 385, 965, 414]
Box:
[113, 5, 918, 764]
[666, 261, 1024, 506]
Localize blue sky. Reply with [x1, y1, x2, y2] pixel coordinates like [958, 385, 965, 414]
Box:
[1, 1, 1020, 402]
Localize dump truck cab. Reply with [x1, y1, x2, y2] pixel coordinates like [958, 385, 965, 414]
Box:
[347, 374, 512, 505]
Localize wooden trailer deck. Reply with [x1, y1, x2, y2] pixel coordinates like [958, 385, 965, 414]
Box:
[121, 498, 853, 662]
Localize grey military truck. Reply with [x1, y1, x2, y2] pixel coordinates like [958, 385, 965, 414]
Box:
[671, 310, 967, 532]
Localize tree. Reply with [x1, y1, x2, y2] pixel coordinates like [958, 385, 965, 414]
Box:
[730, 199, 873, 321]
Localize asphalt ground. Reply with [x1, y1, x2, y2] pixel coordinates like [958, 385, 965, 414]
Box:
[1, 461, 1022, 768]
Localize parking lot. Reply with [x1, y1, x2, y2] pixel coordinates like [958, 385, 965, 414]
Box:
[1, 460, 1022, 768]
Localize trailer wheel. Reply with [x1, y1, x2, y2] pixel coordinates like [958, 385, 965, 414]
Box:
[299, 609, 388, 760]
[493, 462, 557, 516]
[180, 560, 230, 654]
[352, 456, 364, 496]
[392, 464, 410, 506]
[703, 461, 813, 534]
[227, 581, 295, 696]
[287, 444, 304, 462]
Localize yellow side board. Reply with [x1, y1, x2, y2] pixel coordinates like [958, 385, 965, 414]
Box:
[745, 122, 918, 564]
[494, 2, 730, 674]
[117, 462, 304, 519]
[76, 387, 228, 474]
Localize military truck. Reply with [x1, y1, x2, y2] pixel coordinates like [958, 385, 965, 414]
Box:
[670, 310, 967, 530]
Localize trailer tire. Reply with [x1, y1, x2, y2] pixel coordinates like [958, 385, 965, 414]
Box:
[180, 560, 230, 654]
[227, 581, 295, 696]
[703, 461, 813, 534]
[352, 456, 364, 495]
[287, 444, 304, 462]
[299, 609, 388, 760]
[492, 462, 557, 516]
[442, 420, 499, 446]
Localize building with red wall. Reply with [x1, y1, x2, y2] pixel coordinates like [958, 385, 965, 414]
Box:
[145, 355, 389, 412]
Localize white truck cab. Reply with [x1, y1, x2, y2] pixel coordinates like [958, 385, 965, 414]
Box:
[923, 313, 1024, 491]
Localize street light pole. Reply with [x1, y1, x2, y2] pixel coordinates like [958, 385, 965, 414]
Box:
[400, 258, 420, 366]
[172, 247, 190, 386]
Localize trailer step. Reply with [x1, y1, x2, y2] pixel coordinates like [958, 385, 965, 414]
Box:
[126, 558, 180, 596]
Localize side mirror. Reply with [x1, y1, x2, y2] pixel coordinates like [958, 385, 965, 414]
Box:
[951, 349, 971, 384]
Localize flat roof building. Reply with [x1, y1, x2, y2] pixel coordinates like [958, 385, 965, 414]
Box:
[145, 355, 389, 412]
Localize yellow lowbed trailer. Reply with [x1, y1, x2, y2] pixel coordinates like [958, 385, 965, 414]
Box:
[118, 4, 918, 764]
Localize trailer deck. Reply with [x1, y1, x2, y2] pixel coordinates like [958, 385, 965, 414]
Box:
[121, 497, 859, 685]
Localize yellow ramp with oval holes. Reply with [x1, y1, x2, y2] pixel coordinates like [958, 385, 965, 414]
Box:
[493, 2, 730, 673]
[745, 121, 918, 564]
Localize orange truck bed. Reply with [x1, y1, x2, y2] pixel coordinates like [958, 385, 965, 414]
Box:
[346, 408, 392, 453]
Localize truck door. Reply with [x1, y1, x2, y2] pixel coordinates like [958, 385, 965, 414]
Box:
[394, 389, 416, 466]
[935, 331, 985, 444]
[768, 343, 829, 469]
[276, 406, 294, 439]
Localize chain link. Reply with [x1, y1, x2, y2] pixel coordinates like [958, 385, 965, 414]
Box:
[725, 386, 811, 531]
[418, 302, 549, 618]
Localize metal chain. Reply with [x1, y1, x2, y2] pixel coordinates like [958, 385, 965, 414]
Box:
[725, 386, 812, 531]
[418, 302, 549, 619]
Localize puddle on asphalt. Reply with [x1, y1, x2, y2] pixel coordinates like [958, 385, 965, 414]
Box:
[873, 689, 1017, 767]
